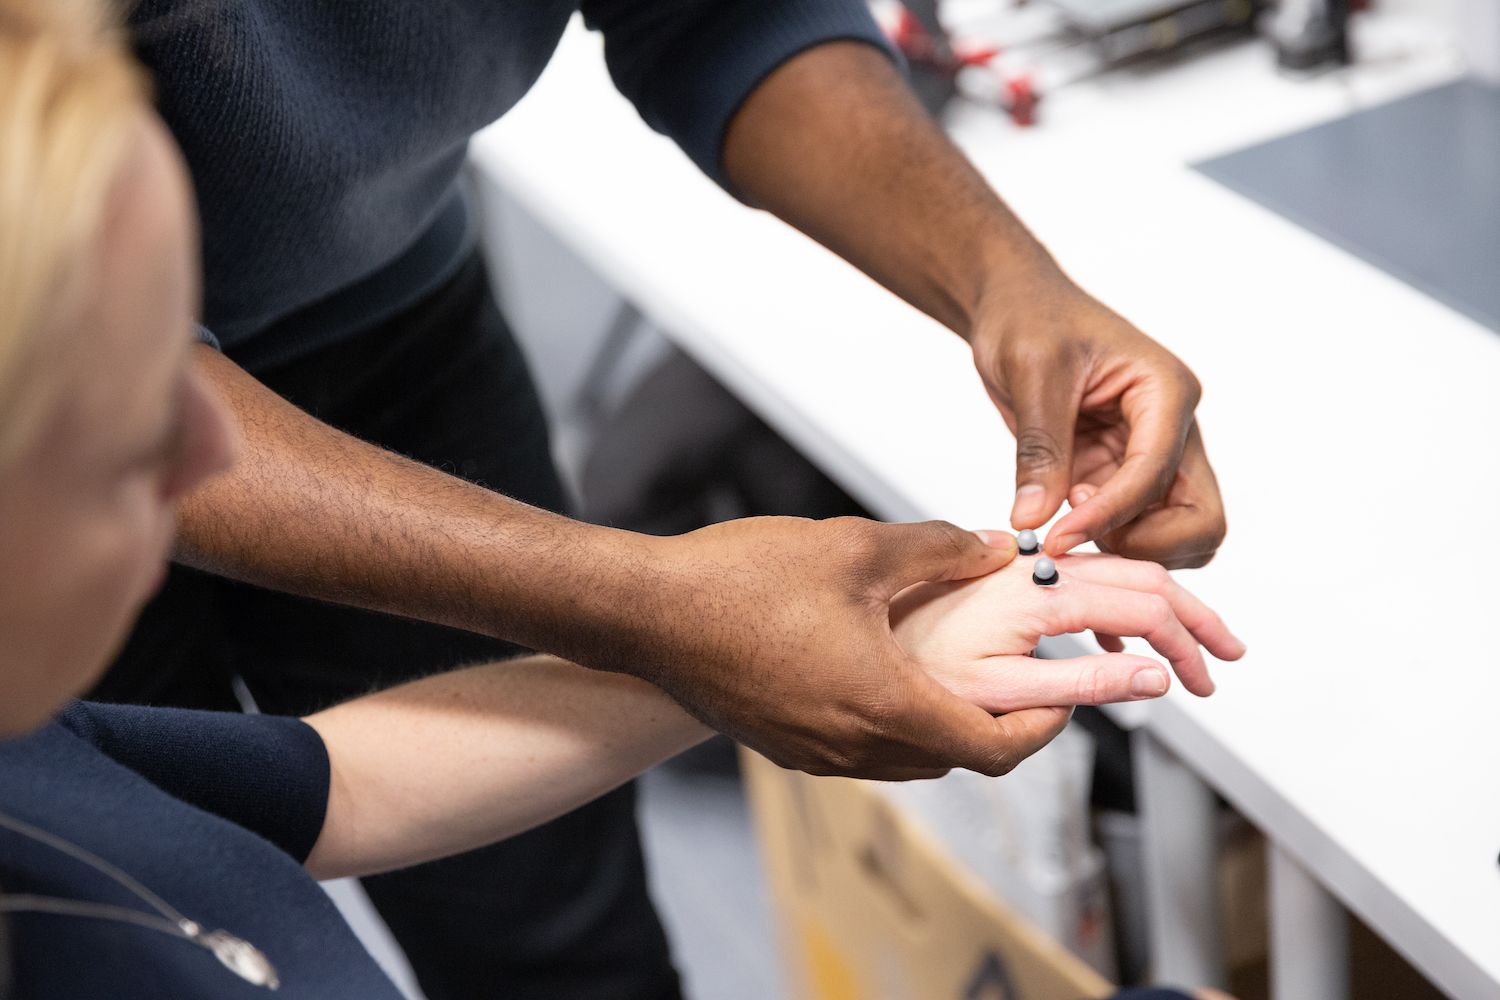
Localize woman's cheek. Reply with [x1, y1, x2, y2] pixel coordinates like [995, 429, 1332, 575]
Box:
[32, 513, 157, 708]
[91, 482, 174, 618]
[134, 484, 177, 597]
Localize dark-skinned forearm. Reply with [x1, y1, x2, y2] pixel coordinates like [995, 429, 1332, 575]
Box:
[178, 346, 665, 671]
[178, 349, 1049, 781]
[722, 41, 1066, 341]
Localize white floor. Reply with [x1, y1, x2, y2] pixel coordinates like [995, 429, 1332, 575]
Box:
[637, 756, 785, 1000]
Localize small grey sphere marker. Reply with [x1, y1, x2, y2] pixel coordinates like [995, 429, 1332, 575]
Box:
[1032, 556, 1058, 586]
[1017, 529, 1039, 555]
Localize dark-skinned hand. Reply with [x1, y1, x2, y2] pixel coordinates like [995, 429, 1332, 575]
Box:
[972, 276, 1226, 569]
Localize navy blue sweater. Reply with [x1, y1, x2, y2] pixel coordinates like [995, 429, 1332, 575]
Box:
[0, 703, 403, 999]
[128, 1, 891, 371]
[0, 706, 1202, 1000]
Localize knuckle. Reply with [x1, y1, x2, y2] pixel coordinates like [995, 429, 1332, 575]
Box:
[981, 747, 1020, 777]
[812, 737, 862, 776]
[1143, 562, 1172, 592]
[1208, 516, 1228, 550]
[1006, 333, 1077, 374]
[1179, 369, 1204, 408]
[837, 738, 879, 774]
[1015, 426, 1068, 475]
[773, 744, 827, 776]
[791, 753, 831, 776]
[1145, 594, 1173, 628]
[1158, 355, 1202, 408]
[825, 515, 871, 546]
[1169, 519, 1226, 571]
[783, 717, 887, 777]
[964, 719, 1022, 778]
[1076, 666, 1108, 705]
[857, 694, 901, 743]
[828, 711, 890, 775]
[803, 758, 848, 778]
[1147, 463, 1179, 503]
[827, 517, 882, 570]
[921, 519, 970, 562]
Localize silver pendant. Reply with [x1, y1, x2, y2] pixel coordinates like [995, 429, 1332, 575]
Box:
[201, 929, 281, 990]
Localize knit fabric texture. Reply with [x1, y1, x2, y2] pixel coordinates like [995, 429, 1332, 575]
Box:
[129, 0, 892, 369]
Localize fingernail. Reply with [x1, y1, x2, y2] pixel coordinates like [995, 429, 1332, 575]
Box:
[973, 530, 1017, 554]
[1011, 484, 1046, 525]
[1049, 532, 1085, 554]
[1130, 669, 1168, 698]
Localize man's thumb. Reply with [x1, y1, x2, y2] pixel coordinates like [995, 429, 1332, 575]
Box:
[872, 520, 1015, 597]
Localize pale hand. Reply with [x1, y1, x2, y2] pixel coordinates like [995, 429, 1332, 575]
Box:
[892, 551, 1246, 710]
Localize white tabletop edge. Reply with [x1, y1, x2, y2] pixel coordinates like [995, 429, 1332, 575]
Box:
[471, 12, 1500, 993]
[1149, 698, 1497, 1000]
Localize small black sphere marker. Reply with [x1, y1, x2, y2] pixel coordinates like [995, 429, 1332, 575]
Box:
[1017, 529, 1040, 556]
[1032, 556, 1058, 586]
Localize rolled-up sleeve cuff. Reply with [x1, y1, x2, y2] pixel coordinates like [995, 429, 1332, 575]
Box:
[631, 0, 897, 192]
[194, 323, 222, 350]
[59, 702, 331, 864]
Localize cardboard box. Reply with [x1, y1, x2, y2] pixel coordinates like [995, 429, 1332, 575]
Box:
[874, 727, 1116, 978]
[743, 750, 1116, 1000]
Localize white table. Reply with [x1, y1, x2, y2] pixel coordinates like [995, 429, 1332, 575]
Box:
[472, 8, 1500, 997]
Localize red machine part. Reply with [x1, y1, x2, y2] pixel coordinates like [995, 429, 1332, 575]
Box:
[889, 8, 1038, 125]
[891, 8, 1001, 70]
[1004, 73, 1038, 126]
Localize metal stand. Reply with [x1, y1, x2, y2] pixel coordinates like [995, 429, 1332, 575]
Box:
[1270, 845, 1350, 1000]
[1134, 729, 1227, 989]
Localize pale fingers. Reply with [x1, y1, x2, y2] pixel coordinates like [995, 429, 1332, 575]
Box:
[1059, 553, 1245, 661]
[909, 675, 1073, 777]
[1036, 576, 1215, 696]
[943, 652, 1170, 714]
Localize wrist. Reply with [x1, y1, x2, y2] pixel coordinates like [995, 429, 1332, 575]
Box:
[506, 521, 681, 677]
[965, 243, 1074, 345]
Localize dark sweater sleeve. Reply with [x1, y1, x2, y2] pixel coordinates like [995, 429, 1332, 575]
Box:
[57, 702, 330, 863]
[580, 0, 897, 190]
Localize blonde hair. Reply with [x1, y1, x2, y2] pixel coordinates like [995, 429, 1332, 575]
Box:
[0, 0, 147, 467]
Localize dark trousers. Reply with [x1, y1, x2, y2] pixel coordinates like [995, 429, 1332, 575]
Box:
[92, 254, 683, 1000]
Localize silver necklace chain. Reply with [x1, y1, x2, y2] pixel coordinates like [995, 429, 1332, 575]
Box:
[0, 809, 280, 989]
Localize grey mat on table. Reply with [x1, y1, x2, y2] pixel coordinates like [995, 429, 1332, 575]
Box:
[1195, 78, 1500, 334]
